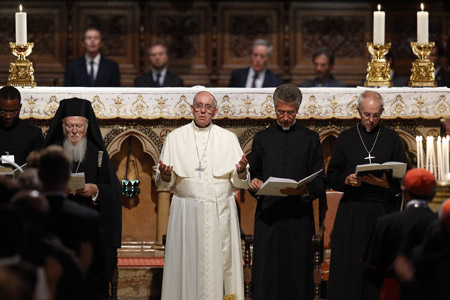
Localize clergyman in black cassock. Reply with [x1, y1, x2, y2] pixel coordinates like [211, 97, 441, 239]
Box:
[0, 86, 44, 166]
[249, 84, 326, 300]
[361, 168, 437, 300]
[44, 98, 122, 297]
[326, 91, 408, 300]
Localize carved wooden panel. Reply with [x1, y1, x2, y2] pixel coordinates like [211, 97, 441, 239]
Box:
[290, 3, 371, 86]
[72, 2, 140, 86]
[144, 2, 212, 87]
[217, 2, 284, 86]
[0, 2, 67, 86]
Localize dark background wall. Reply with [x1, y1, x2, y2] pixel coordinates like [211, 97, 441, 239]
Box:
[0, 0, 448, 87]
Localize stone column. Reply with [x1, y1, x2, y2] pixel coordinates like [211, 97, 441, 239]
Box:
[152, 166, 171, 245]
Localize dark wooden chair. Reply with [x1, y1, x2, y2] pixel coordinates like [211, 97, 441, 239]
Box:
[312, 190, 343, 299]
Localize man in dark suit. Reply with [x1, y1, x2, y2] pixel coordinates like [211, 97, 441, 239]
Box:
[38, 145, 107, 299]
[300, 47, 345, 87]
[134, 44, 184, 87]
[362, 168, 437, 300]
[228, 39, 283, 88]
[64, 28, 121, 87]
[429, 42, 450, 87]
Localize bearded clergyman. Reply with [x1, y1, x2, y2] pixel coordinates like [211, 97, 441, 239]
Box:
[44, 98, 122, 298]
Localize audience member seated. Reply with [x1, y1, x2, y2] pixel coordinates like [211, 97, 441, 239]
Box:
[134, 44, 184, 87]
[12, 190, 88, 300]
[228, 39, 283, 88]
[0, 86, 44, 167]
[64, 27, 121, 87]
[428, 42, 450, 87]
[362, 169, 437, 299]
[300, 47, 345, 87]
[38, 145, 107, 299]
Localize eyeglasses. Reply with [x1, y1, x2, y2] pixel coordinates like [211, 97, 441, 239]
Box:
[0, 109, 20, 116]
[361, 111, 382, 119]
[192, 103, 216, 113]
[276, 109, 297, 116]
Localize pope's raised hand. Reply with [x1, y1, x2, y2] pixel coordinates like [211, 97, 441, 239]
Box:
[235, 154, 248, 173]
[158, 160, 173, 177]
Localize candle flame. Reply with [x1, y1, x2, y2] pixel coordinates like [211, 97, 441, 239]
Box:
[19, 4, 22, 12]
[421, 3, 424, 11]
[377, 4, 381, 11]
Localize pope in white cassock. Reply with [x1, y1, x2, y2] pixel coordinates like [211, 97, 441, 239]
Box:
[156, 91, 250, 300]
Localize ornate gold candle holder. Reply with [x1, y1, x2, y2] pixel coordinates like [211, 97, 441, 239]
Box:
[364, 42, 393, 87]
[7, 42, 36, 88]
[409, 42, 437, 87]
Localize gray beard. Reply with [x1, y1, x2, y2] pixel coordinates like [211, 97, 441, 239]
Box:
[63, 137, 87, 163]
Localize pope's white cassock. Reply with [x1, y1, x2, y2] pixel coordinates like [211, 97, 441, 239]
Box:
[156, 121, 250, 300]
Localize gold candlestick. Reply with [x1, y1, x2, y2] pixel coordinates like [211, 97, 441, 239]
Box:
[409, 42, 437, 87]
[7, 42, 36, 88]
[364, 43, 393, 87]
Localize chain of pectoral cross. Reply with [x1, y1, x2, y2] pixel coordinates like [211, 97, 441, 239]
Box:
[193, 126, 212, 179]
[356, 123, 381, 164]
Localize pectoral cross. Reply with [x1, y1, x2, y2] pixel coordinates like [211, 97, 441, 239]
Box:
[195, 162, 205, 179]
[365, 153, 375, 164]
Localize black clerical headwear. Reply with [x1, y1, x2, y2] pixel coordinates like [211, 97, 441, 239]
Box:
[44, 97, 122, 250]
[44, 98, 105, 152]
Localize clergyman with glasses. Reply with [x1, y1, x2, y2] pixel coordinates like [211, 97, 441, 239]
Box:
[248, 83, 326, 300]
[326, 90, 408, 300]
[0, 86, 44, 166]
[156, 90, 250, 300]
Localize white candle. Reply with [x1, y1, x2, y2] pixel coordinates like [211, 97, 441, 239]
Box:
[417, 3, 429, 44]
[416, 136, 421, 168]
[437, 137, 442, 180]
[15, 4, 27, 45]
[373, 4, 385, 45]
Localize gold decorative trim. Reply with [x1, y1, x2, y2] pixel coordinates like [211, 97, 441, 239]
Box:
[224, 293, 235, 300]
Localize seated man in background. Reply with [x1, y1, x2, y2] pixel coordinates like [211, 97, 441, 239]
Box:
[228, 39, 283, 88]
[64, 27, 121, 87]
[300, 47, 345, 87]
[134, 44, 184, 87]
[0, 86, 44, 166]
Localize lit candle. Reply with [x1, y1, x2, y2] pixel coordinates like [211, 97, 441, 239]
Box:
[373, 4, 385, 45]
[416, 136, 421, 168]
[417, 3, 428, 44]
[15, 4, 27, 45]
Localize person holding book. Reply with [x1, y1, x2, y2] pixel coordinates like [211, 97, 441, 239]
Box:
[248, 83, 326, 300]
[326, 90, 408, 300]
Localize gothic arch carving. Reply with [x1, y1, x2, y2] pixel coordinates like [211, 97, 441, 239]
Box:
[106, 128, 160, 165]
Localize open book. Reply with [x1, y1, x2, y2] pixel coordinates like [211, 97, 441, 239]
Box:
[355, 161, 407, 178]
[68, 172, 86, 194]
[256, 169, 323, 196]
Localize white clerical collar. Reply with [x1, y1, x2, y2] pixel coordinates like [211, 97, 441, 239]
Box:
[277, 119, 296, 131]
[406, 199, 429, 209]
[192, 120, 213, 131]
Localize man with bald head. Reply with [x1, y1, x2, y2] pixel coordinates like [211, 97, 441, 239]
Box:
[326, 90, 408, 300]
[156, 91, 249, 300]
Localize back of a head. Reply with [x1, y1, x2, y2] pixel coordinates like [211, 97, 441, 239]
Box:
[403, 168, 436, 201]
[11, 190, 49, 230]
[0, 176, 20, 205]
[0, 205, 23, 258]
[0, 86, 21, 102]
[273, 83, 303, 109]
[38, 145, 72, 191]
